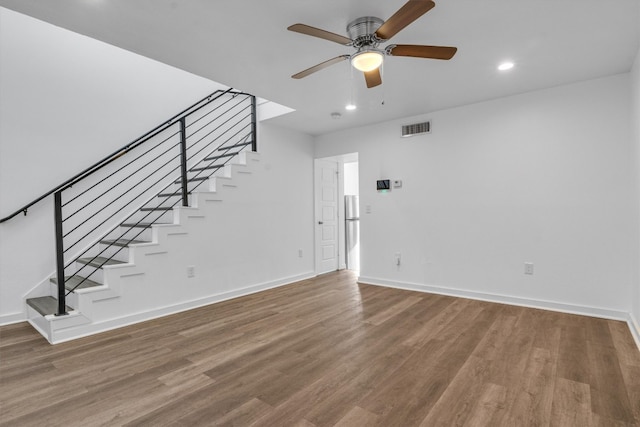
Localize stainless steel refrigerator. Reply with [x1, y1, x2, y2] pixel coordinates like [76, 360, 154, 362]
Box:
[345, 195, 360, 271]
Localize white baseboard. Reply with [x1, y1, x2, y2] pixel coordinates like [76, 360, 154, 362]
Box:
[0, 311, 26, 326]
[358, 275, 633, 331]
[628, 312, 640, 351]
[50, 271, 316, 344]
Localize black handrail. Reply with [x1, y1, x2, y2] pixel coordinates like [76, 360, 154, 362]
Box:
[0, 88, 238, 223]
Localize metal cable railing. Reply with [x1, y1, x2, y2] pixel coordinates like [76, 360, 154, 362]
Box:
[1, 89, 257, 315]
[65, 102, 254, 292]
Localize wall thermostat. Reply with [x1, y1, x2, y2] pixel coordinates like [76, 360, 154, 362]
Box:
[377, 179, 390, 192]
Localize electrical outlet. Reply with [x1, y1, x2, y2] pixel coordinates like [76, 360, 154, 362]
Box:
[524, 262, 534, 275]
[187, 266, 195, 278]
[298, 249, 303, 258]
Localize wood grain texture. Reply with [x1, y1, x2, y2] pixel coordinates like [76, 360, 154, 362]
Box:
[1, 270, 638, 426]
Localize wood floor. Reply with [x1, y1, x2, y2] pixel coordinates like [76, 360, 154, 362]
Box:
[1, 271, 639, 426]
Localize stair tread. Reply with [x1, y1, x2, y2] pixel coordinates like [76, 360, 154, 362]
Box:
[174, 176, 208, 183]
[218, 141, 252, 151]
[50, 275, 101, 291]
[100, 238, 149, 247]
[27, 296, 71, 316]
[77, 256, 126, 268]
[140, 207, 173, 211]
[204, 152, 240, 161]
[121, 222, 169, 228]
[189, 164, 224, 172]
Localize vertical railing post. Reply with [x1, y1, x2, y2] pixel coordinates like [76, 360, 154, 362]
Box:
[250, 95, 257, 152]
[179, 118, 189, 207]
[53, 191, 68, 316]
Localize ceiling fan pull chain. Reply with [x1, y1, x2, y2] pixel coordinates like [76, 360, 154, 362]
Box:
[381, 63, 386, 105]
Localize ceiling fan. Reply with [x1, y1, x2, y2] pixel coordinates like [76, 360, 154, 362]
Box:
[288, 0, 457, 89]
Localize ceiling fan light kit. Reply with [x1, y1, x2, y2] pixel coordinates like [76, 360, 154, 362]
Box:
[351, 50, 384, 72]
[288, 0, 457, 89]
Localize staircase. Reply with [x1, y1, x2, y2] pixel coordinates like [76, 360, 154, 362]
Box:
[1, 89, 260, 343]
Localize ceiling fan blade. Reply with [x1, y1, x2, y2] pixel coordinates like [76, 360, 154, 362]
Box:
[288, 24, 352, 45]
[364, 69, 382, 88]
[375, 0, 436, 40]
[292, 55, 350, 79]
[387, 44, 457, 60]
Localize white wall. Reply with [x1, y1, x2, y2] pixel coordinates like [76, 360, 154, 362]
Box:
[0, 8, 226, 214]
[256, 122, 315, 276]
[0, 8, 315, 323]
[632, 45, 640, 333]
[316, 74, 636, 319]
[344, 162, 359, 196]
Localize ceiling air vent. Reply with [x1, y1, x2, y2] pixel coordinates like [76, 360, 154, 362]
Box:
[401, 121, 431, 137]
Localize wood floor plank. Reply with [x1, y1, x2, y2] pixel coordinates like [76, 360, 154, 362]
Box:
[333, 406, 379, 427]
[557, 324, 590, 383]
[401, 297, 473, 348]
[461, 382, 507, 427]
[550, 377, 592, 427]
[470, 313, 518, 361]
[211, 398, 273, 427]
[1, 270, 638, 427]
[501, 346, 557, 426]
[360, 304, 499, 425]
[364, 295, 422, 326]
[248, 359, 367, 426]
[617, 363, 640, 425]
[418, 355, 494, 426]
[587, 340, 636, 424]
[290, 419, 316, 427]
[609, 321, 640, 367]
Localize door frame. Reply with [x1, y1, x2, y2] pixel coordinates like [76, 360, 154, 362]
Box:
[314, 153, 358, 275]
[314, 157, 342, 274]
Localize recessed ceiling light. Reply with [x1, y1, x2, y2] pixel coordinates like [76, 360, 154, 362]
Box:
[498, 62, 515, 71]
[345, 104, 357, 111]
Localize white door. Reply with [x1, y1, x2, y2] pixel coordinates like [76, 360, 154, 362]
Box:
[314, 159, 339, 274]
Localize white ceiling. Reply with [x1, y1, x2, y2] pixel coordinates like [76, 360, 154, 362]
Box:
[1, 0, 639, 136]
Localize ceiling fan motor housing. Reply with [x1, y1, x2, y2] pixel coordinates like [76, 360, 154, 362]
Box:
[347, 16, 385, 49]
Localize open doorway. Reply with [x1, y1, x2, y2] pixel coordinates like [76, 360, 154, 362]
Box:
[343, 160, 360, 272]
[313, 153, 359, 275]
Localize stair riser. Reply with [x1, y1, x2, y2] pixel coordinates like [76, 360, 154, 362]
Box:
[115, 226, 154, 242]
[97, 244, 130, 263]
[71, 243, 128, 265]
[126, 210, 174, 225]
[173, 179, 212, 193]
[72, 265, 104, 283]
[173, 176, 210, 185]
[156, 196, 187, 208]
[47, 283, 79, 307]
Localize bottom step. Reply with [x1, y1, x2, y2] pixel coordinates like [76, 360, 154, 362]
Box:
[27, 296, 71, 316]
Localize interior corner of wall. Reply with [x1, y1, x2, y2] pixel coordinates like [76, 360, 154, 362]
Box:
[628, 311, 640, 351]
